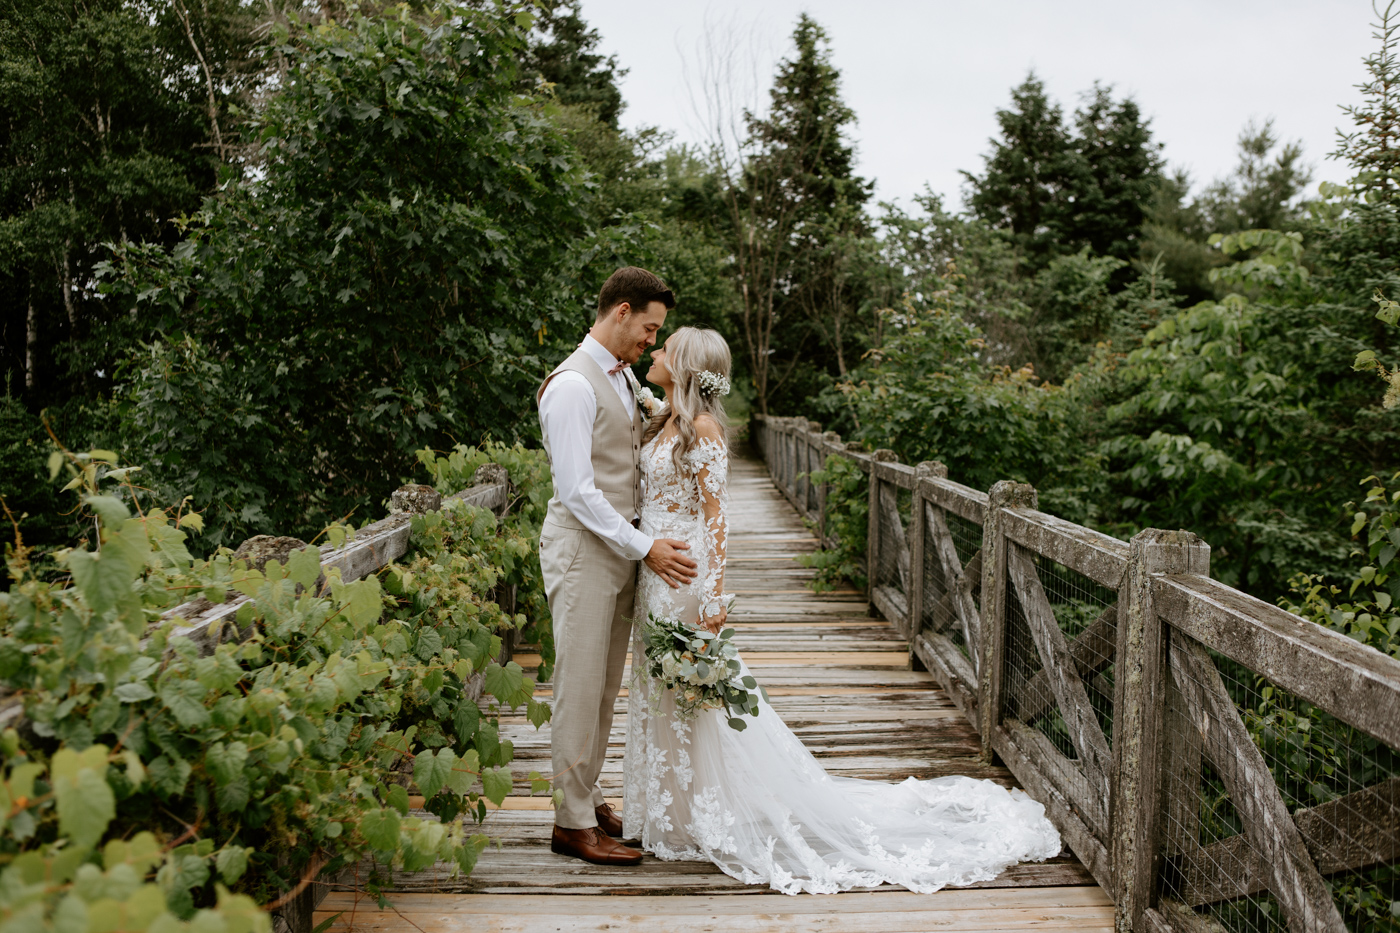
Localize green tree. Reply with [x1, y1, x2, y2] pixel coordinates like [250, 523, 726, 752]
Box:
[0, 0, 253, 405]
[963, 74, 1078, 269]
[712, 13, 871, 414]
[1070, 84, 1164, 263]
[1197, 120, 1312, 235]
[523, 0, 626, 128]
[965, 75, 1162, 272]
[101, 3, 606, 549]
[1333, 0, 1400, 205]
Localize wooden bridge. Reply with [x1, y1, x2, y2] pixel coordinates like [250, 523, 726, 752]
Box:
[314, 446, 1114, 933]
[312, 415, 1400, 933]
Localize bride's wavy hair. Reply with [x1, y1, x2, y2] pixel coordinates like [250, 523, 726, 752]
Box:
[642, 326, 732, 475]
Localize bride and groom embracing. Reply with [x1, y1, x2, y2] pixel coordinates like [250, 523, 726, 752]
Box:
[535, 266, 1061, 895]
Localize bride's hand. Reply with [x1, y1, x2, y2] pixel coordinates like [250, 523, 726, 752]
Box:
[700, 607, 726, 634]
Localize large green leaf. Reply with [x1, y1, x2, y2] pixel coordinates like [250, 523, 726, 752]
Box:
[66, 547, 134, 617]
[480, 767, 512, 807]
[52, 747, 116, 849]
[359, 808, 400, 851]
[160, 680, 211, 728]
[413, 748, 455, 798]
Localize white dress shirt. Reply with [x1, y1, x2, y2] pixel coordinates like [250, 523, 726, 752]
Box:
[539, 334, 654, 561]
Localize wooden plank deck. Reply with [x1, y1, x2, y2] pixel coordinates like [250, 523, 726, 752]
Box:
[317, 449, 1111, 932]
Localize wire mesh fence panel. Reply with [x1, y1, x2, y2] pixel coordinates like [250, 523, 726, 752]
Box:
[1002, 551, 1118, 759]
[920, 513, 954, 635]
[1034, 554, 1118, 746]
[1003, 580, 1080, 762]
[804, 442, 820, 516]
[943, 512, 984, 660]
[946, 512, 982, 569]
[1157, 630, 1400, 933]
[873, 480, 909, 597]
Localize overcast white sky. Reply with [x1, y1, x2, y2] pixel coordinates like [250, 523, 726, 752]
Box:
[579, 0, 1381, 211]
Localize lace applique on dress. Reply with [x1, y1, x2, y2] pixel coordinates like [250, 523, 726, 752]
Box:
[620, 432, 1062, 894]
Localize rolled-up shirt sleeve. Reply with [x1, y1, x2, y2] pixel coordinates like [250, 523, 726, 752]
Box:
[540, 372, 653, 561]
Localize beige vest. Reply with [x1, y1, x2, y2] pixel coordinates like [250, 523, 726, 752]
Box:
[538, 347, 643, 529]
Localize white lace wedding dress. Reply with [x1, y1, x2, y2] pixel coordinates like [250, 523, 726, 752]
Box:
[621, 432, 1062, 894]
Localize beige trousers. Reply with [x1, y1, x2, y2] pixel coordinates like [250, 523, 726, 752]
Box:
[539, 513, 637, 829]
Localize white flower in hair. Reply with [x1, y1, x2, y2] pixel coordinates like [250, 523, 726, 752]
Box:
[696, 370, 731, 398]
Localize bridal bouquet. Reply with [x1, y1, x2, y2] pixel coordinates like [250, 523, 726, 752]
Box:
[640, 612, 763, 731]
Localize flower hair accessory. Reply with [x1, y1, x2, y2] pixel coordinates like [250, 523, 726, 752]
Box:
[696, 370, 731, 398]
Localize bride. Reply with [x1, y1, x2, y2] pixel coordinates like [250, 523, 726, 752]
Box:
[621, 326, 1062, 895]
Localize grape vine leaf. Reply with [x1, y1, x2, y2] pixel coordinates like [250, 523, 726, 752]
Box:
[413, 748, 455, 798]
[480, 766, 512, 806]
[360, 808, 400, 851]
[286, 546, 322, 591]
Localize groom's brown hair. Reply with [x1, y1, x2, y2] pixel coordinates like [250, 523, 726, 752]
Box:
[596, 266, 675, 320]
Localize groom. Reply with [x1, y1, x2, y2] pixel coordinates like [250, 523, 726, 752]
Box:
[536, 266, 698, 865]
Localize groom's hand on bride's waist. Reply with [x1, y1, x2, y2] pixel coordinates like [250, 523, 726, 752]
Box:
[645, 539, 698, 589]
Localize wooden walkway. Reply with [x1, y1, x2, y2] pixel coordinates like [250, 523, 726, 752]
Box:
[316, 450, 1112, 932]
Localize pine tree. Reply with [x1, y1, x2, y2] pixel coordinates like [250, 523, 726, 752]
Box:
[963, 74, 1080, 268]
[1071, 85, 1164, 262]
[524, 1, 626, 128]
[1334, 0, 1400, 203]
[719, 14, 872, 412]
[966, 76, 1163, 270]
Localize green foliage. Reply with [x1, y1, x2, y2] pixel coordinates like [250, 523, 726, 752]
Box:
[1283, 471, 1400, 657]
[964, 74, 1163, 271]
[795, 455, 868, 592]
[0, 0, 253, 407]
[715, 14, 874, 415]
[0, 440, 549, 927]
[523, 0, 626, 128]
[100, 2, 613, 550]
[1333, 1, 1400, 206]
[413, 441, 556, 682]
[814, 272, 1099, 519]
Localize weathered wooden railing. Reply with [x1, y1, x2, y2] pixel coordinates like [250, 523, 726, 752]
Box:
[753, 413, 1400, 933]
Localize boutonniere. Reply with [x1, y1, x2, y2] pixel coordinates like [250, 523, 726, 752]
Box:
[623, 368, 665, 418]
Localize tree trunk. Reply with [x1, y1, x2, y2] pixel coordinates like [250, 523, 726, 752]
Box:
[59, 241, 76, 330]
[25, 283, 37, 391]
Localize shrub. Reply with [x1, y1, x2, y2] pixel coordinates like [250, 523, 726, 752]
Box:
[0, 442, 549, 929]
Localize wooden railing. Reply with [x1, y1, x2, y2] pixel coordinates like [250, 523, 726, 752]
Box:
[752, 414, 1400, 933]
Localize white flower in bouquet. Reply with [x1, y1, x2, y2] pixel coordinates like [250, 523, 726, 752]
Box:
[639, 609, 764, 731]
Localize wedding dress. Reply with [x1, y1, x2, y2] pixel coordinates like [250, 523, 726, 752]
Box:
[621, 431, 1062, 895]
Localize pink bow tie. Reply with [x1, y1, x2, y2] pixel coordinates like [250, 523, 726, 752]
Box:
[608, 360, 628, 376]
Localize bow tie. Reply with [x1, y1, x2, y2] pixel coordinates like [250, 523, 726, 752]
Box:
[608, 360, 629, 376]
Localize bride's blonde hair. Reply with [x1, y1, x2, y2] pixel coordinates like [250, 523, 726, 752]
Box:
[643, 326, 731, 475]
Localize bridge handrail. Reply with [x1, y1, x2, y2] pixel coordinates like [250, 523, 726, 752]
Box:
[752, 413, 1400, 933]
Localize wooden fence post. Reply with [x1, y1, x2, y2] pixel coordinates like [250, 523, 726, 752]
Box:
[866, 449, 898, 618]
[977, 480, 1038, 761]
[818, 431, 842, 547]
[805, 421, 823, 518]
[907, 461, 948, 646]
[1112, 529, 1210, 933]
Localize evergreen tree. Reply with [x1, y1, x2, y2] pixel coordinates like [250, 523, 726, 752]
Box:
[723, 14, 872, 412]
[1071, 84, 1164, 262]
[965, 75, 1162, 271]
[524, 1, 626, 128]
[963, 74, 1079, 269]
[1333, 0, 1400, 204]
[1197, 120, 1311, 234]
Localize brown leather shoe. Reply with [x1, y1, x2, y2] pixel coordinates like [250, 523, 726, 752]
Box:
[551, 825, 643, 865]
[594, 802, 624, 837]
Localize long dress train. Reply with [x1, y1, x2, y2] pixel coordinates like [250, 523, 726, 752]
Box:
[621, 433, 1061, 895]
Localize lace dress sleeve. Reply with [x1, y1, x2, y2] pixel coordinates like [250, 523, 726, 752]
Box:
[684, 435, 730, 622]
